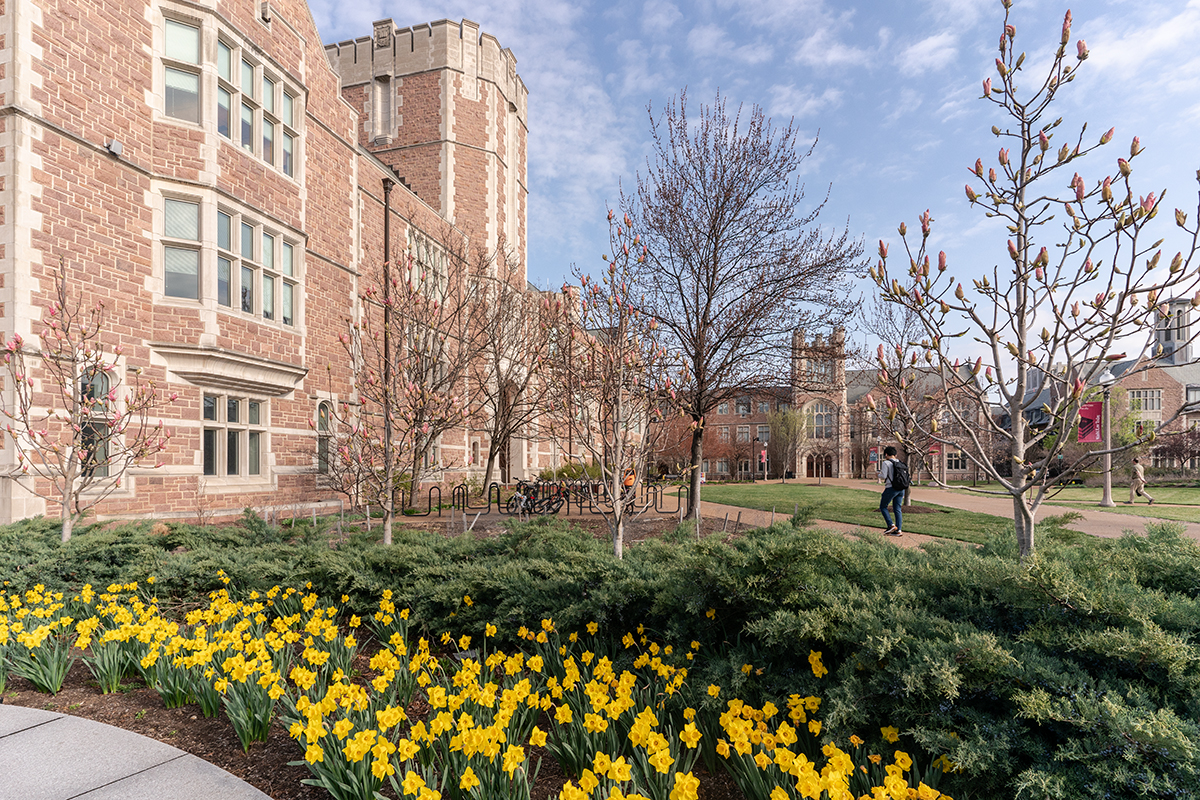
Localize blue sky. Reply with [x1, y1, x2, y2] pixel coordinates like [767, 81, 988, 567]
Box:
[309, 0, 1200, 344]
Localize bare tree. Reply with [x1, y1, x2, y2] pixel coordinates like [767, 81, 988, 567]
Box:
[546, 212, 671, 558]
[767, 407, 806, 483]
[1, 262, 173, 541]
[471, 244, 563, 490]
[623, 90, 864, 524]
[874, 5, 1200, 557]
[324, 195, 484, 544]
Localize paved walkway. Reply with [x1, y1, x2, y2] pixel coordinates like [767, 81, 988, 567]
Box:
[0, 705, 269, 800]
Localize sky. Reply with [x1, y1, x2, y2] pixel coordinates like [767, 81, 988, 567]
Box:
[308, 0, 1200, 353]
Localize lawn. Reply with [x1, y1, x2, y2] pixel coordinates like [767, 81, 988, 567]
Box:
[1045, 501, 1200, 524]
[1000, 484, 1200, 506]
[695, 482, 1009, 544]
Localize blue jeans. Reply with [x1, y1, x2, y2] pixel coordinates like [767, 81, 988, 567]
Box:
[880, 487, 904, 531]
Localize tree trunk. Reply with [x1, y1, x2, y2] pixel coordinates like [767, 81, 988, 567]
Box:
[482, 451, 498, 496]
[1014, 495, 1035, 558]
[687, 421, 703, 523]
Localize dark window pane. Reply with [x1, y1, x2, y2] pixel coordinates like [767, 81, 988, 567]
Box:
[203, 429, 217, 475]
[218, 257, 231, 307]
[241, 103, 253, 151]
[81, 422, 109, 478]
[203, 395, 217, 420]
[262, 274, 274, 320]
[227, 398, 239, 423]
[217, 88, 231, 138]
[227, 430, 239, 475]
[241, 266, 254, 312]
[248, 401, 260, 425]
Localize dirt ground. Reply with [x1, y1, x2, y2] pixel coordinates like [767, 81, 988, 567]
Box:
[2, 511, 745, 800]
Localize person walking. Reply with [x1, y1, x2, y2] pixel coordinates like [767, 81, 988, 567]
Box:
[878, 446, 908, 536]
[1127, 457, 1155, 505]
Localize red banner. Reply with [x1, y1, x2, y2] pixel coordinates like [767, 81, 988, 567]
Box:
[1078, 401, 1102, 442]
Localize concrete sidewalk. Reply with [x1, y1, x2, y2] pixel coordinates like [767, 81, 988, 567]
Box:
[0, 705, 270, 800]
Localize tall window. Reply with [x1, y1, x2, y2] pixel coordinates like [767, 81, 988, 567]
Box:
[202, 394, 265, 478]
[79, 368, 110, 478]
[758, 401, 770, 414]
[737, 425, 750, 443]
[163, 19, 200, 123]
[736, 397, 751, 415]
[946, 451, 967, 471]
[163, 198, 200, 299]
[317, 402, 332, 474]
[757, 424, 770, 443]
[718, 426, 729, 442]
[810, 402, 836, 439]
[717, 402, 729, 415]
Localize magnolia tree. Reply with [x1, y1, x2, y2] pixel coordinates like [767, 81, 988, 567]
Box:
[548, 213, 671, 558]
[324, 214, 483, 545]
[873, 3, 1200, 557]
[2, 264, 173, 542]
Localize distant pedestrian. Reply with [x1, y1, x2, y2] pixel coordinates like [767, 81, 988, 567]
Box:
[1127, 457, 1155, 505]
[878, 446, 909, 536]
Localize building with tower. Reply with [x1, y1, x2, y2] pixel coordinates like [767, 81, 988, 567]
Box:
[0, 0, 543, 524]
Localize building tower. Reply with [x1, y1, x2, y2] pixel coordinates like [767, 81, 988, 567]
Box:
[1154, 298, 1195, 365]
[325, 19, 529, 278]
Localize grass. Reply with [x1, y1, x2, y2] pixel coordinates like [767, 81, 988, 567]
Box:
[695, 482, 1008, 544]
[1047, 501, 1200, 523]
[996, 484, 1200, 506]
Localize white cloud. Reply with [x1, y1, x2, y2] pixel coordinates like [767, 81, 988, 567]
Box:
[686, 23, 774, 65]
[896, 31, 958, 76]
[793, 26, 869, 68]
[768, 84, 843, 120]
[641, 0, 683, 35]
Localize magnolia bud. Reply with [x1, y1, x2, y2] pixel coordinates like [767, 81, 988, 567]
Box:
[1076, 39, 1088, 60]
[1071, 302, 1080, 318]
[1176, 209, 1188, 228]
[898, 222, 907, 236]
[938, 251, 947, 271]
[998, 148, 1009, 166]
[1039, 130, 1049, 151]
[965, 184, 978, 203]
[982, 78, 992, 96]
[1118, 158, 1131, 177]
[956, 283, 965, 300]
[996, 58, 1007, 77]
[1131, 137, 1143, 157]
[1171, 252, 1184, 273]
[1102, 177, 1113, 202]
[1007, 240, 1019, 261]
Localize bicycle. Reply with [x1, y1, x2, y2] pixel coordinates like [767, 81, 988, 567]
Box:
[505, 480, 563, 516]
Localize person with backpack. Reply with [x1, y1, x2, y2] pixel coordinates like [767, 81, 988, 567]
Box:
[878, 446, 908, 536]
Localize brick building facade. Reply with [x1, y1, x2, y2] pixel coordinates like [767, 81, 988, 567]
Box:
[0, 0, 540, 523]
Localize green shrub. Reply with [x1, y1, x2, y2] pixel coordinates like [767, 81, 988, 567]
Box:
[4, 514, 1200, 797]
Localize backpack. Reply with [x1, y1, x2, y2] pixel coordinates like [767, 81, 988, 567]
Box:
[890, 460, 911, 491]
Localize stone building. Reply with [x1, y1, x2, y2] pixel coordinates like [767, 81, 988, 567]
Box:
[0, 0, 539, 523]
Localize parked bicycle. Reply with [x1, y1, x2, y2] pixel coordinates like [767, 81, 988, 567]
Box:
[505, 480, 564, 517]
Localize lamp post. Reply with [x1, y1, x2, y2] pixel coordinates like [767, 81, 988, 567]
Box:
[1099, 368, 1117, 508]
[752, 437, 759, 482]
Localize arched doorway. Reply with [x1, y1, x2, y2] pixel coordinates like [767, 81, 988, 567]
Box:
[806, 454, 833, 478]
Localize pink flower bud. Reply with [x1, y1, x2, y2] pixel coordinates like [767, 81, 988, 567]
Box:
[878, 240, 888, 259]
[1102, 176, 1113, 202]
[1039, 130, 1049, 151]
[1005, 24, 1015, 38]
[1035, 267, 1045, 282]
[998, 148, 1009, 166]
[1076, 39, 1088, 59]
[898, 222, 907, 236]
[1007, 240, 1019, 260]
[985, 366, 994, 382]
[973, 159, 984, 177]
[1061, 9, 1072, 43]
[1100, 127, 1114, 145]
[1118, 158, 1131, 177]
[938, 251, 947, 271]
[1131, 137, 1142, 157]
[965, 184, 978, 203]
[866, 394, 876, 410]
[920, 209, 931, 235]
[982, 78, 992, 97]
[1071, 302, 1080, 318]
[1140, 192, 1156, 213]
[1072, 173, 1085, 201]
